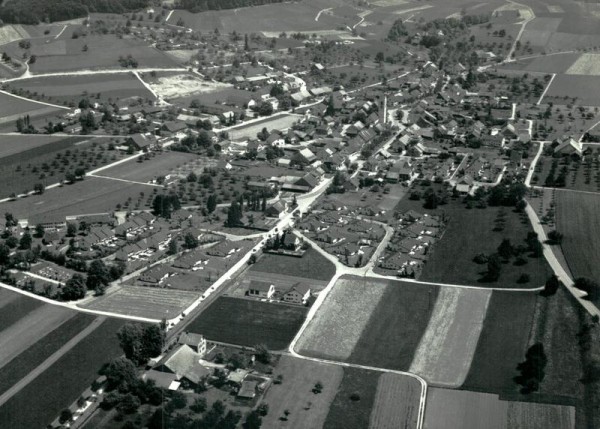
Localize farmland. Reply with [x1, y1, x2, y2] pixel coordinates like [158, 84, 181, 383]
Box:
[187, 297, 307, 350]
[556, 191, 600, 305]
[8, 72, 156, 105]
[544, 75, 600, 106]
[0, 91, 64, 119]
[0, 317, 127, 429]
[0, 134, 84, 159]
[228, 113, 302, 140]
[323, 367, 380, 429]
[423, 388, 575, 429]
[261, 356, 343, 429]
[250, 248, 336, 282]
[533, 151, 600, 193]
[99, 151, 199, 183]
[83, 285, 199, 319]
[409, 288, 492, 388]
[26, 34, 178, 73]
[369, 373, 421, 429]
[297, 276, 436, 370]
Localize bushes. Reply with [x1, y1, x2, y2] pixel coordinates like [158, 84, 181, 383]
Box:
[515, 343, 547, 394]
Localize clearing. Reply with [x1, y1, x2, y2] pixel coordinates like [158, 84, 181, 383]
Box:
[424, 388, 575, 429]
[409, 287, 491, 388]
[228, 114, 302, 140]
[369, 372, 421, 429]
[262, 355, 343, 429]
[82, 285, 198, 320]
[187, 297, 307, 350]
[142, 72, 232, 100]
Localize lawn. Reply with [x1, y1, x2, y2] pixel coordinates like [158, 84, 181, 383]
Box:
[0, 317, 127, 429]
[370, 373, 421, 429]
[461, 291, 538, 394]
[395, 192, 552, 289]
[10, 72, 155, 105]
[251, 248, 336, 282]
[261, 355, 343, 428]
[83, 285, 199, 320]
[0, 312, 95, 396]
[187, 297, 307, 350]
[409, 287, 492, 388]
[557, 191, 600, 306]
[323, 367, 380, 429]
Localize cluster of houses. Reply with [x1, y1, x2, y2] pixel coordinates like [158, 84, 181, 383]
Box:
[298, 208, 386, 267]
[378, 210, 444, 277]
[246, 280, 313, 305]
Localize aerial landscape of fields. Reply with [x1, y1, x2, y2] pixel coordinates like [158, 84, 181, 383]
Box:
[0, 0, 600, 427]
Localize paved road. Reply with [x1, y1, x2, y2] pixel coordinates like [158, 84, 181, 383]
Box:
[0, 316, 105, 408]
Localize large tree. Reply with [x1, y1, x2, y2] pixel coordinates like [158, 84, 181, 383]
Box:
[87, 259, 110, 295]
[61, 274, 87, 301]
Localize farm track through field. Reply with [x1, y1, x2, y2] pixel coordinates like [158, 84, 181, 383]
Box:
[0, 316, 104, 408]
[1, 67, 188, 83]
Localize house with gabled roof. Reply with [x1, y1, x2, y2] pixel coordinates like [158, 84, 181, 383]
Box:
[282, 282, 311, 305]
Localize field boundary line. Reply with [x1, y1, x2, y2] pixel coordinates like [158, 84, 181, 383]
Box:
[1, 67, 188, 83]
[537, 73, 556, 105]
[88, 173, 163, 188]
[132, 70, 160, 101]
[54, 25, 67, 40]
[531, 185, 600, 197]
[0, 89, 70, 110]
[504, 0, 536, 63]
[0, 316, 105, 408]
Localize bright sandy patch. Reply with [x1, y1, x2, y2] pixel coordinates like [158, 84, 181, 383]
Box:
[566, 53, 600, 76]
[372, 0, 410, 6]
[296, 277, 388, 360]
[393, 5, 433, 15]
[409, 288, 491, 387]
[145, 74, 232, 99]
[0, 25, 29, 45]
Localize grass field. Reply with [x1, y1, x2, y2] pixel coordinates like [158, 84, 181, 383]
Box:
[0, 91, 63, 119]
[0, 135, 85, 159]
[83, 285, 198, 319]
[0, 292, 44, 330]
[461, 291, 538, 394]
[394, 195, 552, 288]
[566, 53, 600, 76]
[534, 153, 600, 193]
[297, 276, 436, 370]
[27, 34, 177, 73]
[0, 317, 127, 429]
[3, 176, 159, 220]
[544, 74, 600, 106]
[409, 288, 491, 388]
[424, 388, 575, 429]
[323, 367, 380, 429]
[556, 191, 600, 306]
[0, 312, 94, 396]
[99, 151, 198, 183]
[369, 373, 421, 429]
[251, 248, 336, 282]
[229, 114, 302, 140]
[187, 297, 307, 350]
[11, 72, 155, 105]
[262, 355, 343, 428]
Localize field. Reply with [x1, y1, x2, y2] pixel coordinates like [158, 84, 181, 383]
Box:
[0, 91, 63, 123]
[10, 72, 155, 105]
[369, 373, 421, 429]
[142, 72, 231, 101]
[461, 291, 538, 394]
[323, 367, 380, 429]
[566, 53, 600, 76]
[99, 151, 199, 183]
[250, 248, 336, 282]
[502, 53, 579, 74]
[395, 195, 552, 289]
[27, 34, 177, 73]
[0, 317, 127, 429]
[83, 285, 199, 319]
[261, 355, 343, 429]
[544, 74, 600, 106]
[556, 190, 600, 305]
[409, 288, 492, 388]
[0, 134, 86, 159]
[229, 114, 302, 140]
[533, 152, 600, 193]
[2, 176, 159, 220]
[187, 297, 307, 350]
[297, 276, 436, 370]
[423, 388, 575, 429]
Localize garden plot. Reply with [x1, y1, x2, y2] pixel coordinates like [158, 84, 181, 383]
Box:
[82, 285, 198, 319]
[424, 388, 575, 429]
[295, 277, 389, 361]
[143, 73, 232, 100]
[409, 287, 491, 388]
[369, 373, 421, 429]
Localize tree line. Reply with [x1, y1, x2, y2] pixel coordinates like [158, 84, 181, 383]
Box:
[0, 0, 150, 24]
